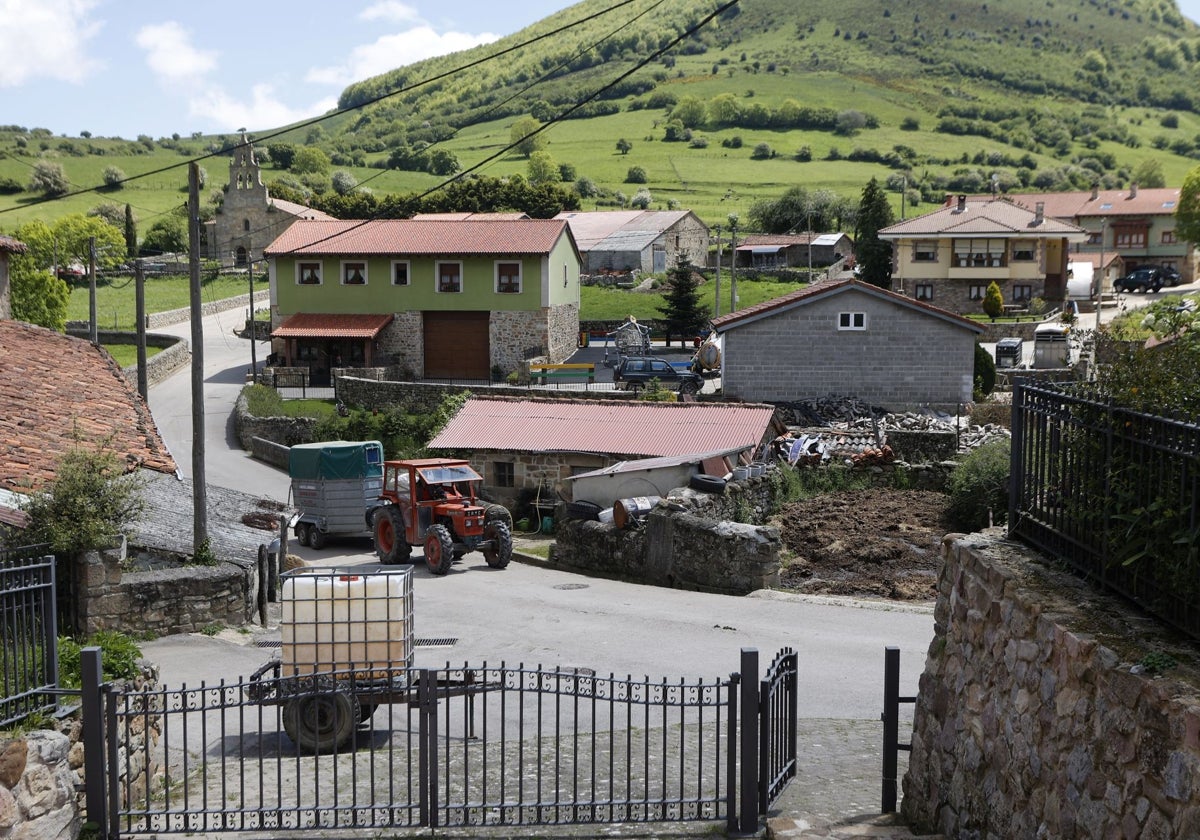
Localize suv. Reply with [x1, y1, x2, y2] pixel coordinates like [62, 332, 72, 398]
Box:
[612, 356, 704, 395]
[1159, 266, 1182, 287]
[1114, 267, 1164, 294]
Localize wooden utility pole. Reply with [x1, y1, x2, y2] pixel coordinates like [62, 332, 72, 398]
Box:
[135, 259, 148, 400]
[88, 237, 98, 344]
[188, 163, 208, 551]
[713, 226, 721, 318]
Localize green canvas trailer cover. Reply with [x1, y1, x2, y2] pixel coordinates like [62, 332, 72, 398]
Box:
[288, 441, 384, 481]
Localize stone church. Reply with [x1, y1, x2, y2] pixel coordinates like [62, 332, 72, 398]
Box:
[204, 135, 331, 267]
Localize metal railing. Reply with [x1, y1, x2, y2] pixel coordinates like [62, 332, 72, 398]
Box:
[881, 646, 915, 813]
[0, 549, 58, 727]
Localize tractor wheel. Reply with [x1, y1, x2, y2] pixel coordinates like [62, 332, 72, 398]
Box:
[484, 504, 513, 529]
[374, 506, 411, 564]
[482, 520, 513, 569]
[356, 703, 378, 726]
[308, 527, 327, 550]
[294, 523, 311, 547]
[282, 690, 359, 753]
[424, 524, 454, 575]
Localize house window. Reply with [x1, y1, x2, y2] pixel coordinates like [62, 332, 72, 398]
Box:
[914, 284, 934, 301]
[1162, 230, 1177, 244]
[1012, 284, 1033, 302]
[493, 462, 514, 488]
[297, 262, 322, 285]
[837, 312, 866, 331]
[342, 261, 367, 285]
[496, 261, 522, 294]
[1010, 240, 1036, 261]
[1087, 231, 1103, 245]
[913, 241, 938, 262]
[952, 238, 1005, 268]
[437, 261, 462, 293]
[969, 284, 987, 300]
[1115, 230, 1147, 248]
[392, 261, 410, 286]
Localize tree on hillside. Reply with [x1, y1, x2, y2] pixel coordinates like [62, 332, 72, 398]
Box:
[291, 147, 331, 175]
[527, 151, 558, 185]
[141, 212, 187, 256]
[124, 204, 137, 259]
[852, 178, 895, 289]
[1176, 165, 1200, 246]
[616, 138, 632, 155]
[267, 142, 297, 170]
[749, 186, 852, 234]
[29, 161, 69, 197]
[332, 170, 359, 196]
[669, 96, 707, 129]
[52, 214, 125, 271]
[1132, 158, 1166, 188]
[88, 202, 125, 229]
[657, 256, 709, 348]
[510, 116, 547, 158]
[102, 166, 125, 189]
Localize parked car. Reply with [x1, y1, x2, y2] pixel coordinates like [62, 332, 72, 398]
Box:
[612, 356, 704, 395]
[1159, 266, 1182, 287]
[1114, 267, 1164, 294]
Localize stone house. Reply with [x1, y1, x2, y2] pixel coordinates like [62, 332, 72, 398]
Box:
[554, 210, 709, 274]
[733, 232, 853, 271]
[203, 135, 333, 267]
[426, 396, 782, 508]
[879, 195, 1088, 314]
[711, 278, 985, 411]
[264, 217, 582, 383]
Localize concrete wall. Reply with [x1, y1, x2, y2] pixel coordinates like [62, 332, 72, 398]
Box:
[721, 292, 977, 410]
[904, 533, 1200, 837]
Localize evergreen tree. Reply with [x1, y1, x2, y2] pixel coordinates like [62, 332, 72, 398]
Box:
[852, 177, 895, 289]
[983, 281, 1004, 319]
[124, 203, 138, 259]
[656, 257, 709, 347]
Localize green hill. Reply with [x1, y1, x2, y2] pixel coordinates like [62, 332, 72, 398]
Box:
[5, 0, 1200, 233]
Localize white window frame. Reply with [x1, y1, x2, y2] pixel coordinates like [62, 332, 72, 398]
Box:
[297, 261, 323, 285]
[913, 241, 938, 262]
[837, 311, 866, 331]
[436, 261, 463, 294]
[495, 260, 522, 294]
[341, 260, 368, 285]
[1010, 240, 1036, 261]
[391, 260, 411, 286]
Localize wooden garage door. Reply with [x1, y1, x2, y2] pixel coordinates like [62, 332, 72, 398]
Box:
[423, 311, 490, 380]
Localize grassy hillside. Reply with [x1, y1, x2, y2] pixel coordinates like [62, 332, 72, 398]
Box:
[5, 0, 1200, 236]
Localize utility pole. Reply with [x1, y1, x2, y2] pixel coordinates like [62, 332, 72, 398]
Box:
[188, 162, 208, 553]
[728, 217, 738, 313]
[88, 237, 97, 344]
[713, 225, 722, 318]
[247, 238, 257, 381]
[135, 260, 148, 400]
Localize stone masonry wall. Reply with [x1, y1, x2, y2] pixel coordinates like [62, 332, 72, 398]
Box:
[903, 533, 1200, 838]
[491, 309, 548, 374]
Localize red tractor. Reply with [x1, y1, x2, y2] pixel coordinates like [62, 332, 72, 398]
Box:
[367, 458, 512, 575]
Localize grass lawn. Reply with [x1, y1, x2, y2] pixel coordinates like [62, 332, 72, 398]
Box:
[582, 277, 805, 322]
[104, 344, 164, 367]
[69, 272, 266, 331]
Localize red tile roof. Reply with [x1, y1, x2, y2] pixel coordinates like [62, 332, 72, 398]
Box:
[0, 320, 177, 493]
[999, 188, 1182, 220]
[264, 218, 571, 257]
[271, 313, 394, 339]
[0, 235, 28, 254]
[879, 198, 1086, 238]
[428, 397, 779, 458]
[711, 278, 984, 333]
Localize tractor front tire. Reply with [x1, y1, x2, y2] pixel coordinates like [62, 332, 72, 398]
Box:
[374, 507, 412, 564]
[482, 520, 513, 569]
[424, 524, 454, 575]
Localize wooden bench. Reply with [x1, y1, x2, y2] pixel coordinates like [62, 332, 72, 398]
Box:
[528, 363, 596, 385]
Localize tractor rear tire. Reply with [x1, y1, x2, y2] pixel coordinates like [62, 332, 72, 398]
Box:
[482, 521, 512, 569]
[424, 524, 454, 575]
[295, 523, 311, 547]
[374, 507, 411, 564]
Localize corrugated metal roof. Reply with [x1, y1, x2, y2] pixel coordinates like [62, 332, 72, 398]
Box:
[428, 397, 778, 458]
[264, 218, 570, 257]
[271, 313, 394, 339]
[554, 210, 693, 251]
[566, 447, 750, 480]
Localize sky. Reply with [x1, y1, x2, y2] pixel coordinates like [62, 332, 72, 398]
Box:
[6, 0, 1200, 141]
[1, 0, 579, 140]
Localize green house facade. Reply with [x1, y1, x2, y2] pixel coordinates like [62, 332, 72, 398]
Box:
[264, 218, 582, 382]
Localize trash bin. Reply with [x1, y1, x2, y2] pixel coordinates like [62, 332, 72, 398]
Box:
[995, 337, 1023, 369]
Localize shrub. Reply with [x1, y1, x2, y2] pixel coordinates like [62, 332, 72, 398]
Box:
[625, 166, 648, 184]
[974, 342, 996, 398]
[982, 281, 1004, 319]
[57, 630, 144, 688]
[751, 142, 773, 159]
[946, 439, 1011, 531]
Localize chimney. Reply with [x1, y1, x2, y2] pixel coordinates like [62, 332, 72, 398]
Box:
[1034, 202, 1044, 226]
[1091, 184, 1099, 201]
[1130, 182, 1138, 199]
[944, 193, 955, 208]
[957, 194, 967, 213]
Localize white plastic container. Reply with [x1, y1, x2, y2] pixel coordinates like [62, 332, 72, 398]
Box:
[280, 567, 413, 678]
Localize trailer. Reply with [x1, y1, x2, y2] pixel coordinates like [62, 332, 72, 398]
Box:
[246, 566, 493, 751]
[288, 440, 384, 549]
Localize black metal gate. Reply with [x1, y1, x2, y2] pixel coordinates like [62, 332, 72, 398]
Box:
[85, 647, 797, 837]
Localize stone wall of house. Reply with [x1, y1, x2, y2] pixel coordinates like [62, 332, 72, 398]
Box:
[903, 533, 1200, 838]
[547, 301, 582, 364]
[375, 312, 423, 377]
[74, 541, 255, 636]
[491, 310, 548, 374]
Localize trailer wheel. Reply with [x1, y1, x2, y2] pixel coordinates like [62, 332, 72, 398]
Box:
[374, 506, 412, 564]
[283, 690, 359, 752]
[294, 523, 311, 547]
[308, 527, 326, 550]
[356, 704, 377, 726]
[424, 524, 454, 575]
[482, 521, 512, 569]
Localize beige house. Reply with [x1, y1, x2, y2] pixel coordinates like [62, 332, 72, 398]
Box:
[879, 195, 1087, 315]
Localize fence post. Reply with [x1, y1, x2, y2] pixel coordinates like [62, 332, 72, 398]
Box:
[1008, 380, 1024, 536]
[418, 669, 436, 828]
[81, 647, 108, 837]
[726, 671, 739, 834]
[882, 646, 900, 813]
[739, 647, 759, 834]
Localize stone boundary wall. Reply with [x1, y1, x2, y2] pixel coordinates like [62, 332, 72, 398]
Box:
[903, 533, 1200, 837]
[64, 328, 190, 390]
[145, 289, 269, 330]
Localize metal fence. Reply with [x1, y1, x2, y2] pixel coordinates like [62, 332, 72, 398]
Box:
[881, 647, 915, 813]
[85, 646, 797, 838]
[1010, 380, 1200, 638]
[0, 549, 58, 727]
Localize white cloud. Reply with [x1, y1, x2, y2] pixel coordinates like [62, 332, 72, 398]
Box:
[306, 26, 499, 88]
[187, 84, 338, 134]
[0, 0, 103, 86]
[359, 1, 422, 24]
[135, 21, 217, 83]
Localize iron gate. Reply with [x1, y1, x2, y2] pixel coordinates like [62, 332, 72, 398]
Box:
[85, 647, 797, 837]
